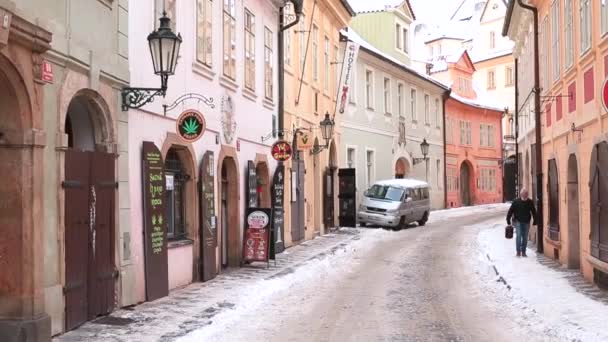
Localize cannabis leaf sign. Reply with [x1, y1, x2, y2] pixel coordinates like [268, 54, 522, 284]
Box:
[177, 110, 206, 142]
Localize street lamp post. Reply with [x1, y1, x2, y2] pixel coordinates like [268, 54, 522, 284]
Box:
[121, 13, 182, 111]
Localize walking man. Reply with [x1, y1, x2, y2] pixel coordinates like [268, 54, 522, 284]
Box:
[507, 188, 537, 257]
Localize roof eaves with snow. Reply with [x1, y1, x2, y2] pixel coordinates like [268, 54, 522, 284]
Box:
[352, 0, 416, 19]
[450, 92, 504, 112]
[471, 49, 514, 63]
[342, 29, 449, 91]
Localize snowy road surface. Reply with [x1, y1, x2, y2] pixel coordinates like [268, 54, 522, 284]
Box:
[179, 205, 535, 342]
[56, 204, 608, 342]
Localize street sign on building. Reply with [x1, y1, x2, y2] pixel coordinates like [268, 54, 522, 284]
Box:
[176, 109, 206, 142]
[271, 141, 292, 162]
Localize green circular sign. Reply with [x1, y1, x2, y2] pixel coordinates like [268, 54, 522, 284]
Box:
[177, 109, 206, 142]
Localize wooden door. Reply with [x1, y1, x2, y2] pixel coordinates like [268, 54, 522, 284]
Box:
[338, 168, 356, 227]
[64, 151, 116, 331]
[590, 142, 608, 262]
[64, 151, 92, 330]
[291, 160, 305, 242]
[199, 151, 217, 281]
[548, 159, 560, 241]
[460, 163, 471, 206]
[323, 168, 335, 228]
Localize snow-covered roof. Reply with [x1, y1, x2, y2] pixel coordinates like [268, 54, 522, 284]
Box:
[471, 48, 514, 63]
[343, 29, 449, 90]
[375, 178, 429, 188]
[427, 48, 468, 73]
[450, 0, 487, 22]
[348, 0, 416, 18]
[450, 92, 504, 112]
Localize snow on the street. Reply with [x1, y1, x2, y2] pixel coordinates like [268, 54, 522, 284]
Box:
[473, 220, 608, 342]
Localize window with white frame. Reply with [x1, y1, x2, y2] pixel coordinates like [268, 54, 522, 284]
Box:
[480, 123, 495, 147]
[366, 150, 375, 189]
[489, 31, 496, 49]
[299, 14, 306, 73]
[551, 0, 560, 81]
[579, 0, 591, 53]
[424, 94, 430, 124]
[459, 120, 471, 145]
[324, 36, 330, 91]
[480, 168, 497, 192]
[244, 9, 255, 91]
[540, 16, 549, 92]
[264, 27, 273, 100]
[223, 0, 236, 79]
[396, 23, 402, 50]
[410, 88, 417, 121]
[365, 69, 374, 109]
[565, 0, 573, 68]
[403, 28, 408, 53]
[434, 98, 440, 127]
[196, 0, 213, 67]
[347, 148, 355, 168]
[603, 0, 608, 35]
[384, 78, 391, 114]
[283, 5, 293, 66]
[505, 65, 514, 86]
[487, 69, 496, 89]
[312, 25, 319, 82]
[397, 83, 404, 117]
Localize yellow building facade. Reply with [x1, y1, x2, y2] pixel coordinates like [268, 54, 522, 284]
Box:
[282, 0, 354, 245]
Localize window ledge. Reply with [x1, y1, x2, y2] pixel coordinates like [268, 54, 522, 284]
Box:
[192, 62, 215, 81]
[242, 87, 258, 102]
[263, 98, 275, 110]
[587, 255, 608, 274]
[220, 75, 239, 93]
[168, 238, 194, 249]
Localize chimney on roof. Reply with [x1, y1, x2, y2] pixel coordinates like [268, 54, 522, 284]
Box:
[426, 63, 433, 75]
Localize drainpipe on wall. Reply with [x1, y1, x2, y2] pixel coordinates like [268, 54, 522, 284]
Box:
[514, 58, 519, 198]
[517, 0, 543, 254]
[442, 89, 452, 209]
[278, 3, 301, 141]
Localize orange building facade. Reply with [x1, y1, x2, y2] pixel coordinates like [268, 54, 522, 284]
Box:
[432, 51, 504, 207]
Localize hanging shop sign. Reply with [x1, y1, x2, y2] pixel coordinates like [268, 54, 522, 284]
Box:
[271, 141, 292, 162]
[335, 40, 360, 115]
[242, 208, 272, 264]
[272, 164, 285, 254]
[176, 109, 206, 142]
[247, 161, 259, 208]
[602, 78, 608, 113]
[199, 151, 217, 281]
[297, 131, 313, 150]
[141, 141, 169, 301]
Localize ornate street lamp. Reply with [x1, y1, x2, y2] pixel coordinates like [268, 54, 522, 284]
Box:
[122, 12, 182, 111]
[412, 138, 429, 165]
[310, 112, 336, 155]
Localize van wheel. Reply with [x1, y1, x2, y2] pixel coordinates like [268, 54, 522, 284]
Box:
[418, 212, 429, 226]
[398, 216, 408, 230]
[359, 222, 366, 228]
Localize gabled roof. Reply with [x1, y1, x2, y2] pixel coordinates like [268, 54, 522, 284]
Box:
[429, 49, 476, 74]
[349, 0, 416, 19]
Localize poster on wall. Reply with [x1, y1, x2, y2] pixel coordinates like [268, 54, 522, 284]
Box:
[242, 208, 272, 264]
[141, 141, 169, 301]
[199, 151, 217, 282]
[247, 161, 258, 208]
[272, 164, 285, 254]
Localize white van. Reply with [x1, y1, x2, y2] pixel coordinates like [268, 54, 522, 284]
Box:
[358, 179, 430, 229]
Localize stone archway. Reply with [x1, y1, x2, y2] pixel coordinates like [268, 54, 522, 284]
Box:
[567, 154, 580, 269]
[395, 157, 410, 179]
[218, 149, 240, 268]
[459, 160, 474, 206]
[63, 91, 118, 330]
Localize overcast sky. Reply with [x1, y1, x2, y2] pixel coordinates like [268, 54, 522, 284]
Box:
[347, 0, 461, 24]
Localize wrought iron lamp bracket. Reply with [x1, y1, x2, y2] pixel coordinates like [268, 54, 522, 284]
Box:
[412, 157, 428, 166]
[162, 93, 215, 115]
[121, 87, 166, 111]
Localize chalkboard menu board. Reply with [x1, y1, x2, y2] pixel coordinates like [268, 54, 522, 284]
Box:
[199, 151, 217, 282]
[243, 208, 272, 263]
[272, 164, 285, 253]
[247, 161, 258, 208]
[141, 141, 168, 301]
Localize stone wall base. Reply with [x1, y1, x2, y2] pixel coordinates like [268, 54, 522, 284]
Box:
[0, 314, 51, 342]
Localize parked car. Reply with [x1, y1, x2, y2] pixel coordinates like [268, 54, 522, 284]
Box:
[358, 179, 430, 229]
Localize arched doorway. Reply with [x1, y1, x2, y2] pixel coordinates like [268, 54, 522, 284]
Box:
[590, 142, 608, 264]
[460, 161, 473, 206]
[256, 161, 271, 208]
[63, 92, 116, 330]
[395, 157, 410, 179]
[567, 154, 580, 269]
[220, 157, 240, 267]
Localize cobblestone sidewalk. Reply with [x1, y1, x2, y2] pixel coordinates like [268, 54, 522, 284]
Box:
[54, 229, 360, 342]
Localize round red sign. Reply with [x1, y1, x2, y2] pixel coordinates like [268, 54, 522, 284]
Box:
[271, 141, 292, 162]
[602, 78, 608, 113]
[176, 109, 206, 143]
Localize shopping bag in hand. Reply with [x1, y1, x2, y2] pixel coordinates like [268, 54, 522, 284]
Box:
[505, 225, 514, 239]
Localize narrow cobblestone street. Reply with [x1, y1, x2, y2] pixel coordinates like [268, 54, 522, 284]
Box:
[53, 204, 608, 342]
